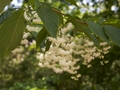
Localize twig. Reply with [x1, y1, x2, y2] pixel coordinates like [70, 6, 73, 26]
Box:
[52, 8, 87, 25]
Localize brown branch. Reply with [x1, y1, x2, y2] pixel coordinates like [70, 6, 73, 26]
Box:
[76, 19, 88, 25]
[52, 8, 88, 25]
[52, 8, 65, 15]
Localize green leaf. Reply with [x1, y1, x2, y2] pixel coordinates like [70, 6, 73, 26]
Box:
[0, 9, 25, 58]
[0, 0, 11, 13]
[65, 14, 99, 46]
[83, 28, 100, 47]
[45, 40, 51, 51]
[115, 20, 120, 28]
[103, 19, 120, 28]
[0, 9, 15, 24]
[86, 20, 109, 43]
[104, 25, 120, 46]
[35, 0, 59, 37]
[36, 28, 47, 49]
[65, 0, 78, 7]
[29, 0, 35, 6]
[52, 7, 63, 25]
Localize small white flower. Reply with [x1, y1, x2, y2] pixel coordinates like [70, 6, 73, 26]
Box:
[100, 42, 107, 46]
[12, 46, 23, 54]
[21, 39, 28, 45]
[24, 11, 31, 21]
[33, 18, 41, 24]
[26, 25, 39, 32]
[76, 74, 81, 78]
[61, 23, 74, 33]
[23, 32, 30, 39]
[57, 37, 66, 44]
[53, 68, 63, 73]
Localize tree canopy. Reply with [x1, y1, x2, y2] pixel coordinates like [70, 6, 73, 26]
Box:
[0, 0, 120, 90]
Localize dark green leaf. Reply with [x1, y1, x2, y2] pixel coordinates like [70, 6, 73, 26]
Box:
[31, 31, 38, 38]
[52, 7, 63, 25]
[86, 20, 109, 43]
[0, 9, 15, 24]
[45, 40, 51, 51]
[35, 0, 59, 37]
[65, 14, 99, 46]
[104, 25, 120, 46]
[0, 9, 25, 58]
[83, 28, 100, 47]
[36, 28, 47, 49]
[0, 0, 11, 13]
[65, 0, 78, 7]
[40, 38, 46, 49]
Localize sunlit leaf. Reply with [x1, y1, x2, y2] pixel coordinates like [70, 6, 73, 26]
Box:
[35, 0, 59, 37]
[104, 25, 120, 46]
[103, 19, 120, 28]
[0, 9, 25, 58]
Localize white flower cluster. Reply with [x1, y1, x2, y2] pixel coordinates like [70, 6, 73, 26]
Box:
[26, 25, 40, 32]
[36, 23, 111, 80]
[24, 7, 41, 24]
[12, 46, 23, 54]
[74, 38, 111, 67]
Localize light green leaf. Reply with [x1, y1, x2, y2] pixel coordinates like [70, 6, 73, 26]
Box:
[0, 0, 11, 13]
[65, 0, 78, 7]
[36, 28, 47, 49]
[35, 0, 59, 37]
[29, 0, 35, 6]
[87, 20, 109, 43]
[103, 19, 118, 25]
[104, 25, 120, 46]
[0, 9, 25, 58]
[103, 19, 120, 28]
